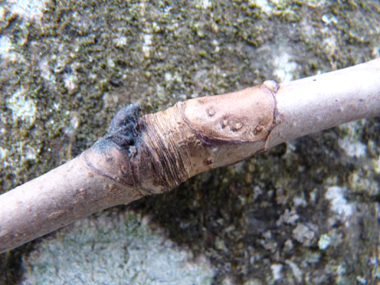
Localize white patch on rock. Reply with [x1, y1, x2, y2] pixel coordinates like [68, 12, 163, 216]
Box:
[0, 35, 18, 62]
[195, 0, 212, 9]
[277, 208, 299, 226]
[6, 88, 36, 126]
[338, 121, 367, 158]
[142, 33, 153, 58]
[8, 0, 49, 22]
[250, 0, 273, 15]
[0, 147, 9, 167]
[305, 0, 326, 7]
[292, 223, 317, 246]
[322, 14, 338, 25]
[0, 147, 7, 159]
[293, 193, 307, 207]
[63, 74, 77, 92]
[0, 35, 25, 62]
[338, 136, 367, 158]
[107, 58, 115, 68]
[270, 264, 283, 281]
[356, 276, 367, 284]
[372, 46, 380, 58]
[22, 212, 214, 284]
[22, 145, 36, 161]
[325, 186, 353, 222]
[0, 36, 12, 56]
[273, 53, 298, 83]
[113, 36, 127, 48]
[318, 234, 331, 250]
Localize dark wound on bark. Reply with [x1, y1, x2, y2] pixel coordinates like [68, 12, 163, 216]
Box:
[84, 82, 278, 196]
[105, 103, 141, 149]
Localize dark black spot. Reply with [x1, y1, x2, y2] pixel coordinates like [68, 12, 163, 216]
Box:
[104, 103, 141, 150]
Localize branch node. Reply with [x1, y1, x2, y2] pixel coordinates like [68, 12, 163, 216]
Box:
[262, 80, 279, 93]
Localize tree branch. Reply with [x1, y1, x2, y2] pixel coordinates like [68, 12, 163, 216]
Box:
[1, 58, 380, 254]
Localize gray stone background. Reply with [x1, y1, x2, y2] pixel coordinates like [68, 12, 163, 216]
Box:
[0, 0, 380, 284]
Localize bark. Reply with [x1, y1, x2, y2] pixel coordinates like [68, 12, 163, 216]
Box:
[1, 58, 380, 254]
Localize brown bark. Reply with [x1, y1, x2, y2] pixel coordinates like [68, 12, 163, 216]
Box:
[1, 58, 380, 254]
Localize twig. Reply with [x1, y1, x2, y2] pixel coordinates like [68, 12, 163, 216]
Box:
[1, 58, 380, 254]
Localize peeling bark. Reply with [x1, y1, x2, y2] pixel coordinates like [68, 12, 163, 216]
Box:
[1, 58, 380, 254]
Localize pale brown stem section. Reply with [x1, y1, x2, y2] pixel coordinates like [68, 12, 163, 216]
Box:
[0, 152, 143, 253]
[266, 58, 380, 148]
[1, 58, 380, 254]
[141, 83, 275, 188]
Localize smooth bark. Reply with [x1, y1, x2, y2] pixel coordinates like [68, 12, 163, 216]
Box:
[1, 58, 380, 254]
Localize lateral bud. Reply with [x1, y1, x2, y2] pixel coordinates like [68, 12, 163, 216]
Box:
[140, 83, 278, 192]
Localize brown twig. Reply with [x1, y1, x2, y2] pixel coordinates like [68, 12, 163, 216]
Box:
[1, 58, 380, 254]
